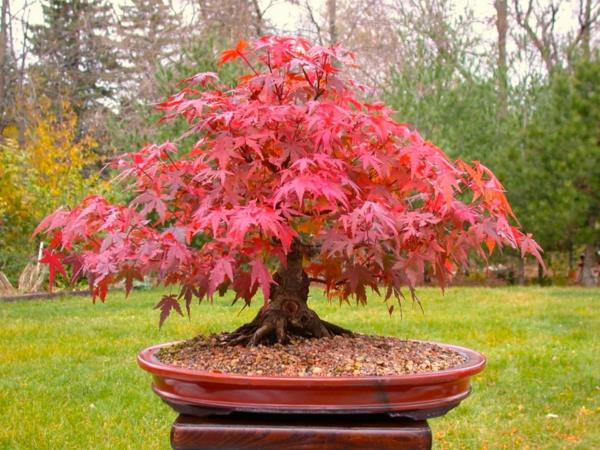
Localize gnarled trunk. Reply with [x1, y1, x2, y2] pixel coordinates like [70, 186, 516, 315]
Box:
[221, 241, 351, 346]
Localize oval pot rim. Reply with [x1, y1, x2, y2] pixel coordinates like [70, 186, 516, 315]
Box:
[137, 338, 486, 386]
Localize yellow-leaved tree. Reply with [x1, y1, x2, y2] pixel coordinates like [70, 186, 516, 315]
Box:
[0, 98, 107, 284]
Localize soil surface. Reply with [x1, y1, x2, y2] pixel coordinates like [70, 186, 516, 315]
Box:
[156, 334, 467, 377]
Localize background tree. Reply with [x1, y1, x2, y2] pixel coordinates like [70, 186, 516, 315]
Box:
[500, 0, 600, 283]
[0, 98, 105, 281]
[515, 59, 599, 285]
[0, 0, 10, 129]
[29, 0, 119, 136]
[292, 0, 402, 86]
[108, 33, 243, 154]
[187, 0, 272, 43]
[0, 0, 31, 143]
[116, 0, 182, 98]
[383, 1, 498, 164]
[109, 0, 185, 154]
[512, 0, 600, 74]
[495, 0, 509, 114]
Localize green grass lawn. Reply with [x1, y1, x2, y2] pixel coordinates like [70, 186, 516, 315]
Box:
[1, 287, 598, 449]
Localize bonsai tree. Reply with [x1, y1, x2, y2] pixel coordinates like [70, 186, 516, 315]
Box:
[35, 36, 543, 345]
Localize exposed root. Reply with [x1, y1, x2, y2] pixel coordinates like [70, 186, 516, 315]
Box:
[218, 238, 353, 346]
[218, 304, 352, 346]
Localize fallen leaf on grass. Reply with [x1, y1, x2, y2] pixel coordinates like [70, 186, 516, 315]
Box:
[578, 406, 592, 416]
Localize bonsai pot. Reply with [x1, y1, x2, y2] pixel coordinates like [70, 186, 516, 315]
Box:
[138, 340, 485, 449]
[138, 340, 485, 420]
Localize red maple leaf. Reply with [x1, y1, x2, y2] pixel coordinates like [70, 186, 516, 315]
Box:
[118, 266, 145, 297]
[154, 294, 184, 328]
[39, 249, 67, 292]
[250, 259, 273, 306]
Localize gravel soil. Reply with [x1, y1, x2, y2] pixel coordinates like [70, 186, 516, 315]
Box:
[156, 334, 467, 377]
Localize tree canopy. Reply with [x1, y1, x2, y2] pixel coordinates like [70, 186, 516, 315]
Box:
[35, 37, 543, 322]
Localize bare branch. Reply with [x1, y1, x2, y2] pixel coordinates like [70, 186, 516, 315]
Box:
[304, 0, 324, 45]
[512, 0, 561, 73]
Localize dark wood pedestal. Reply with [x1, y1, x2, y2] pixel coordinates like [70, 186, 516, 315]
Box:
[170, 413, 432, 450]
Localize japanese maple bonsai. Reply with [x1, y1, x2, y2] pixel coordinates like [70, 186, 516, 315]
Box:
[36, 35, 542, 351]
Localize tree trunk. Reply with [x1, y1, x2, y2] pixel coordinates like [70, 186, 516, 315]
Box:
[327, 0, 337, 45]
[568, 244, 574, 273]
[0, 0, 8, 128]
[580, 0, 592, 60]
[221, 241, 351, 346]
[494, 0, 508, 116]
[517, 257, 525, 285]
[581, 244, 597, 287]
[251, 0, 263, 36]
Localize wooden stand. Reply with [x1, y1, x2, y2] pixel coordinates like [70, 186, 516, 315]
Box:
[171, 413, 432, 450]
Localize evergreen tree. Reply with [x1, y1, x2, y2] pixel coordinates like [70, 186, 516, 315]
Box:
[383, 15, 504, 165]
[30, 0, 119, 123]
[116, 0, 182, 100]
[512, 58, 600, 285]
[107, 34, 242, 153]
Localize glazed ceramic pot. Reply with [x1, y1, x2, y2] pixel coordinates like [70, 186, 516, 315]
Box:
[138, 341, 485, 420]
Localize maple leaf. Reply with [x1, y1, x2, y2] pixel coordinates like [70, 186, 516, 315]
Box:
[154, 294, 184, 328]
[92, 278, 110, 303]
[178, 284, 200, 317]
[250, 259, 273, 306]
[132, 190, 167, 222]
[231, 270, 258, 306]
[118, 266, 145, 297]
[519, 233, 546, 270]
[63, 254, 85, 286]
[209, 257, 235, 294]
[342, 264, 377, 304]
[39, 249, 67, 292]
[32, 207, 68, 237]
[218, 39, 248, 66]
[182, 72, 218, 87]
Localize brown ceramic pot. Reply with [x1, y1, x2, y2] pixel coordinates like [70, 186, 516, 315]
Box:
[138, 340, 485, 420]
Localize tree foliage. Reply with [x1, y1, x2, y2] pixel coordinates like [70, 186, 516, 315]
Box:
[0, 99, 103, 279]
[509, 58, 600, 251]
[36, 37, 543, 323]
